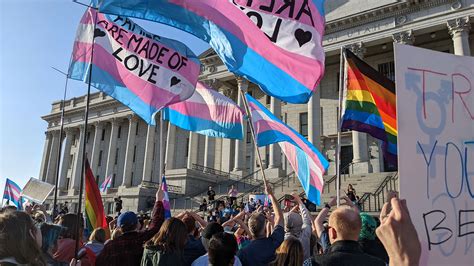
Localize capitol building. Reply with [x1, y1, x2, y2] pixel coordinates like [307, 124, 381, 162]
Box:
[39, 0, 473, 213]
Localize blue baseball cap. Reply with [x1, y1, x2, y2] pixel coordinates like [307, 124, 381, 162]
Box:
[117, 211, 138, 228]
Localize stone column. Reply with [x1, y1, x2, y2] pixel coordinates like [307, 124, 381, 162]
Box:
[233, 77, 248, 175]
[71, 126, 85, 194]
[105, 119, 119, 185]
[308, 88, 321, 148]
[447, 17, 471, 56]
[39, 132, 52, 182]
[266, 97, 283, 178]
[122, 115, 138, 187]
[392, 30, 415, 45]
[46, 130, 60, 185]
[165, 122, 176, 170]
[59, 129, 74, 190]
[187, 132, 199, 169]
[142, 124, 156, 182]
[204, 136, 215, 168]
[346, 42, 371, 173]
[268, 97, 282, 169]
[90, 122, 104, 173]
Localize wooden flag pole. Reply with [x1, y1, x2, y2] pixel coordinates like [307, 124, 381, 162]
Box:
[74, 8, 98, 259]
[50, 66, 71, 217]
[336, 47, 346, 207]
[238, 82, 268, 187]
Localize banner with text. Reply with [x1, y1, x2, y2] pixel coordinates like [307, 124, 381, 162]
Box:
[21, 178, 55, 204]
[70, 8, 200, 125]
[396, 44, 474, 265]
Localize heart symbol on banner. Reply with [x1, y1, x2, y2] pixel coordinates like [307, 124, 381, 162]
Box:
[170, 76, 181, 87]
[94, 29, 106, 38]
[295, 29, 312, 47]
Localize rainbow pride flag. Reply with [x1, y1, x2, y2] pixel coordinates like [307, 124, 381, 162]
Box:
[69, 8, 200, 125]
[93, 0, 326, 104]
[161, 175, 171, 219]
[85, 159, 108, 234]
[246, 94, 328, 205]
[163, 81, 245, 139]
[341, 49, 397, 164]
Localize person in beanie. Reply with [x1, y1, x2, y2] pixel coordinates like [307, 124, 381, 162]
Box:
[96, 189, 165, 266]
[358, 213, 389, 263]
[283, 194, 312, 261]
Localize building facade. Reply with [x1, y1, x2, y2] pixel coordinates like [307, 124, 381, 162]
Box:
[40, 0, 473, 212]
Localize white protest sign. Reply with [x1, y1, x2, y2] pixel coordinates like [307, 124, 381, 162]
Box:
[395, 43, 474, 265]
[21, 178, 55, 204]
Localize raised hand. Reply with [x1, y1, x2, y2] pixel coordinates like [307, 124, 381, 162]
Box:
[376, 198, 421, 266]
[156, 187, 165, 202]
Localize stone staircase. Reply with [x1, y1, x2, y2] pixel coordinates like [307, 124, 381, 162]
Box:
[169, 169, 263, 212]
[168, 162, 398, 216]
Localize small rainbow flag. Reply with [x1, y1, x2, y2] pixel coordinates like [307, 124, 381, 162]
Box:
[161, 175, 171, 219]
[85, 159, 108, 235]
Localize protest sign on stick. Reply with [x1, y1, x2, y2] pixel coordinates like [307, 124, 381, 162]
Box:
[21, 178, 55, 204]
[395, 43, 474, 266]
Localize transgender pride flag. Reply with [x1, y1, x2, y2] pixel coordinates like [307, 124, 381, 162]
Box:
[3, 178, 22, 209]
[163, 82, 245, 140]
[246, 94, 329, 205]
[94, 0, 326, 104]
[161, 175, 172, 219]
[69, 8, 200, 125]
[99, 174, 113, 193]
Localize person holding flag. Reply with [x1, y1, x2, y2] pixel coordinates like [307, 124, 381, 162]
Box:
[160, 175, 172, 219]
[95, 181, 166, 266]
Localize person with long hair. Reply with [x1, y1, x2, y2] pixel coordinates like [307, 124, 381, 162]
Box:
[141, 217, 187, 266]
[53, 213, 94, 265]
[271, 237, 304, 266]
[0, 210, 46, 266]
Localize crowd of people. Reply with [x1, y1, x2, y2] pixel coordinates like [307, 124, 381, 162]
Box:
[0, 181, 421, 266]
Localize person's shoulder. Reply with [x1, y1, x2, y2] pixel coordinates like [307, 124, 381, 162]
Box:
[314, 251, 385, 266]
[191, 254, 209, 266]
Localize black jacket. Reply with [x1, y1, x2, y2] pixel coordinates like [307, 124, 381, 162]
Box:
[313, 240, 386, 266]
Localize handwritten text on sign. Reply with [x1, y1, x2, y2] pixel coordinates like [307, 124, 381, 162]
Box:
[396, 44, 474, 265]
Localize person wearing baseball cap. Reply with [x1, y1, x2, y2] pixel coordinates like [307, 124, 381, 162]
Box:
[96, 189, 166, 266]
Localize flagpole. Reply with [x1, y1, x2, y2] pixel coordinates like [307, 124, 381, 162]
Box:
[336, 47, 346, 207]
[159, 111, 167, 181]
[51, 65, 71, 217]
[238, 81, 268, 187]
[75, 8, 98, 259]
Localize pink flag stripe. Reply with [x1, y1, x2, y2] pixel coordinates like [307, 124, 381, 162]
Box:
[73, 42, 188, 108]
[232, 0, 325, 32]
[280, 142, 323, 189]
[254, 126, 325, 189]
[170, 0, 324, 90]
[76, 24, 199, 88]
[281, 142, 323, 190]
[78, 12, 200, 84]
[168, 102, 244, 123]
[250, 103, 325, 171]
[7, 184, 21, 195]
[5, 190, 20, 200]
